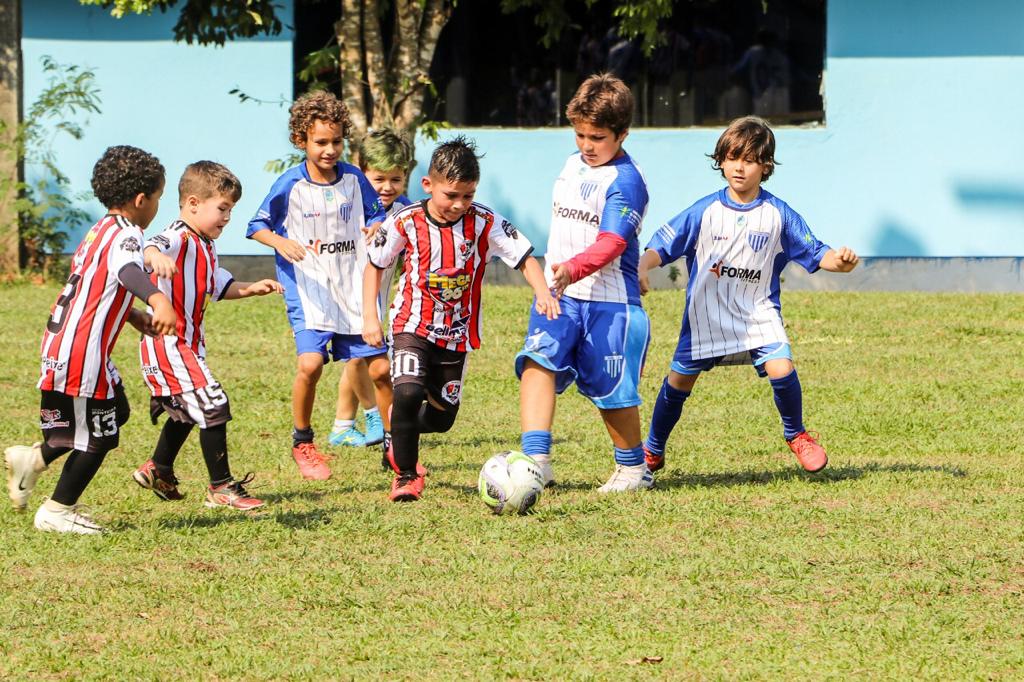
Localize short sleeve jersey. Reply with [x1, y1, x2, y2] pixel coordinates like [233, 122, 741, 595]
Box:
[544, 152, 648, 305]
[646, 188, 830, 360]
[38, 215, 147, 399]
[367, 201, 533, 352]
[138, 220, 234, 397]
[246, 162, 386, 334]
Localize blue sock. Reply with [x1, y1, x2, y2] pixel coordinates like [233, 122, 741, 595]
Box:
[521, 430, 552, 457]
[769, 369, 805, 440]
[614, 445, 645, 466]
[644, 377, 690, 455]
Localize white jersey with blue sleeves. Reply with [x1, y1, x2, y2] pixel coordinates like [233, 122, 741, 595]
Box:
[247, 162, 385, 334]
[545, 152, 648, 305]
[647, 188, 830, 360]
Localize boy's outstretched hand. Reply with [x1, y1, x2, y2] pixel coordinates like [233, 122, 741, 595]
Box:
[241, 279, 285, 297]
[821, 246, 860, 273]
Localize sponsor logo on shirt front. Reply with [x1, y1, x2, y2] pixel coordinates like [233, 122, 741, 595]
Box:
[41, 358, 66, 372]
[426, 269, 472, 303]
[709, 258, 762, 283]
[552, 202, 600, 226]
[306, 239, 356, 256]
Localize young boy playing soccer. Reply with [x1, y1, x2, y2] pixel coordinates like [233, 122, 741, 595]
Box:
[132, 161, 284, 510]
[362, 136, 559, 502]
[4, 145, 177, 534]
[639, 115, 859, 474]
[329, 128, 414, 450]
[515, 73, 653, 493]
[247, 90, 389, 481]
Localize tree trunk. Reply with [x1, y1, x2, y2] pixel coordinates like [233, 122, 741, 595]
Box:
[0, 0, 21, 275]
[335, 0, 451, 151]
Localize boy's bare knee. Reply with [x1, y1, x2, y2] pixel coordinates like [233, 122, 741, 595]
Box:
[296, 353, 325, 379]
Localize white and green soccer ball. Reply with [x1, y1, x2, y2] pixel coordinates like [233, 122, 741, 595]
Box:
[478, 451, 544, 515]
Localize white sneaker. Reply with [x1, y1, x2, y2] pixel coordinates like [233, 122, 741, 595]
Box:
[530, 454, 556, 488]
[5, 443, 44, 511]
[598, 463, 654, 493]
[33, 501, 104, 534]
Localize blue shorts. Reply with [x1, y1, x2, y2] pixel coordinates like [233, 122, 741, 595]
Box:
[294, 330, 386, 363]
[515, 296, 650, 409]
[671, 342, 792, 378]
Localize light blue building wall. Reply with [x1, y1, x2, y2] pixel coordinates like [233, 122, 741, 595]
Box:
[22, 0, 296, 256]
[22, 0, 1024, 262]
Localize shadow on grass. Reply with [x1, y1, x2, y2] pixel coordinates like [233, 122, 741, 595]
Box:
[654, 461, 967, 490]
[155, 506, 344, 530]
[257, 489, 328, 504]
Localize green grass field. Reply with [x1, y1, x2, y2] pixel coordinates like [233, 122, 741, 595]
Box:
[1, 282, 1022, 679]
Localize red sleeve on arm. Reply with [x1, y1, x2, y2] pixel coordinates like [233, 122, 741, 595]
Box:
[557, 231, 628, 283]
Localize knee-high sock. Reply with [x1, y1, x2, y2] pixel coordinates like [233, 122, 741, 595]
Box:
[152, 418, 194, 473]
[644, 377, 690, 455]
[51, 449, 108, 506]
[417, 402, 457, 434]
[199, 423, 232, 486]
[391, 383, 426, 475]
[769, 369, 805, 440]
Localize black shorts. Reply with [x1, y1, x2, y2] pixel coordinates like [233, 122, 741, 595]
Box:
[149, 383, 232, 429]
[40, 382, 130, 455]
[391, 333, 467, 408]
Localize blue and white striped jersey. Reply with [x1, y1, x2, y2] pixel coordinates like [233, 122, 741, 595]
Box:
[544, 152, 648, 305]
[646, 188, 830, 360]
[246, 162, 386, 334]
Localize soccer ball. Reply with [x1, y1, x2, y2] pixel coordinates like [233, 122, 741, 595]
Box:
[478, 451, 544, 515]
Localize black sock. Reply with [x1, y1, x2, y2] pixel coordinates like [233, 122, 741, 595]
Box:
[292, 427, 314, 448]
[51, 449, 108, 506]
[199, 423, 232, 486]
[41, 442, 70, 466]
[417, 402, 458, 434]
[152, 418, 194, 474]
[392, 383, 424, 475]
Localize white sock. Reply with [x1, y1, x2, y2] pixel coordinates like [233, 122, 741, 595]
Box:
[334, 419, 355, 431]
[44, 498, 71, 512]
[364, 407, 379, 417]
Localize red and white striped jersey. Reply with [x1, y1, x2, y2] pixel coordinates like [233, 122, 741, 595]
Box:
[138, 220, 234, 397]
[38, 215, 148, 399]
[367, 201, 533, 352]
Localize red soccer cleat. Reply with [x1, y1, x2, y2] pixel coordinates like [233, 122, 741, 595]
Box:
[643, 445, 664, 473]
[389, 471, 425, 502]
[205, 474, 265, 511]
[132, 459, 185, 501]
[292, 442, 332, 480]
[787, 431, 828, 473]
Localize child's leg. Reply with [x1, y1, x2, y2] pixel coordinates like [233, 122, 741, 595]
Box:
[599, 406, 645, 465]
[644, 371, 699, 456]
[366, 353, 392, 431]
[390, 381, 424, 474]
[152, 418, 194, 474]
[764, 358, 804, 439]
[198, 423, 232, 486]
[334, 360, 361, 424]
[292, 351, 325, 442]
[349, 359, 378, 411]
[50, 449, 108, 506]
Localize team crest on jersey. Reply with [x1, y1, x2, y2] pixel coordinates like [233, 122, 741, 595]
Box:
[441, 380, 462, 405]
[736, 214, 747, 228]
[426, 268, 472, 304]
[579, 181, 599, 201]
[339, 202, 353, 222]
[40, 408, 70, 430]
[120, 237, 141, 252]
[324, 190, 334, 202]
[500, 219, 518, 239]
[458, 239, 475, 260]
[373, 225, 389, 248]
[747, 231, 771, 253]
[150, 234, 172, 250]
